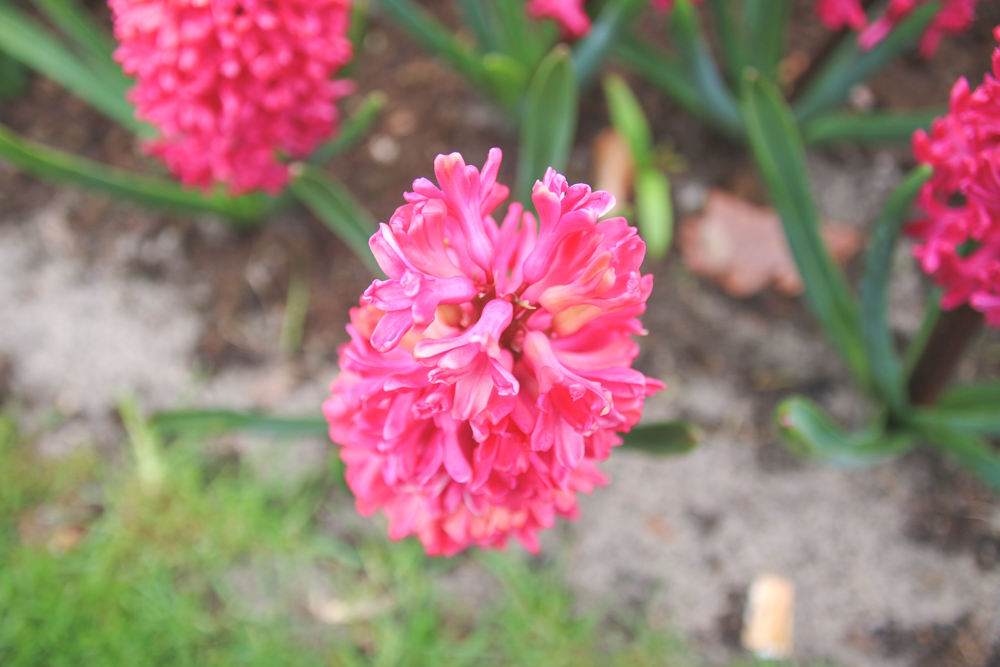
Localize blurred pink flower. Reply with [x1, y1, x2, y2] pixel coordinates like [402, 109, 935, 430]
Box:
[527, 0, 700, 40]
[909, 27, 1000, 327]
[109, 0, 354, 194]
[814, 0, 867, 30]
[324, 149, 663, 556]
[813, 0, 992, 58]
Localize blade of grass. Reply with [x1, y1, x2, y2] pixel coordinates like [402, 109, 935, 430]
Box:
[741, 70, 867, 386]
[0, 122, 265, 222]
[860, 164, 932, 414]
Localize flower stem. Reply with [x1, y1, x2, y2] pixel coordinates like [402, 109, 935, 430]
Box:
[907, 304, 983, 406]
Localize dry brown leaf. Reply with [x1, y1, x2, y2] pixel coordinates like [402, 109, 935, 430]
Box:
[679, 189, 862, 298]
[591, 128, 634, 213]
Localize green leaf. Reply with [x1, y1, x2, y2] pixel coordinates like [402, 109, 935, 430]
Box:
[31, 0, 128, 93]
[290, 164, 381, 276]
[0, 2, 142, 132]
[482, 52, 529, 111]
[457, 0, 500, 53]
[803, 109, 942, 145]
[706, 0, 750, 83]
[309, 91, 387, 165]
[792, 2, 940, 123]
[635, 168, 673, 259]
[903, 289, 942, 372]
[343, 0, 369, 79]
[860, 165, 932, 414]
[910, 420, 1000, 492]
[491, 0, 551, 70]
[776, 397, 915, 466]
[151, 409, 328, 439]
[668, 0, 743, 135]
[0, 121, 265, 222]
[740, 71, 867, 386]
[572, 0, 645, 86]
[375, 0, 486, 87]
[612, 39, 712, 129]
[0, 49, 27, 102]
[905, 382, 1000, 436]
[603, 73, 654, 168]
[619, 420, 701, 456]
[515, 44, 578, 203]
[744, 0, 790, 82]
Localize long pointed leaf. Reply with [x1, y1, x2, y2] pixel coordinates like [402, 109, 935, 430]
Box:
[375, 0, 486, 87]
[669, 0, 743, 134]
[706, 0, 750, 83]
[911, 421, 1000, 492]
[32, 0, 127, 92]
[776, 397, 915, 466]
[0, 122, 264, 222]
[151, 409, 329, 439]
[803, 109, 941, 145]
[457, 0, 500, 53]
[619, 420, 701, 456]
[906, 382, 1000, 436]
[290, 164, 381, 275]
[515, 45, 578, 203]
[572, 0, 645, 86]
[612, 39, 713, 129]
[308, 91, 387, 165]
[603, 73, 654, 168]
[635, 168, 673, 259]
[0, 2, 141, 132]
[860, 165, 932, 414]
[741, 71, 867, 386]
[744, 0, 790, 82]
[792, 2, 939, 123]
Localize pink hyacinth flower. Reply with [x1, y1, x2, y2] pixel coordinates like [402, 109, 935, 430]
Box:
[843, 0, 991, 58]
[109, 0, 354, 194]
[324, 148, 664, 556]
[908, 27, 1000, 327]
[527, 0, 700, 40]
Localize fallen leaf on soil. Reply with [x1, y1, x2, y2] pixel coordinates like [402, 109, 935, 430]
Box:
[591, 127, 634, 213]
[679, 189, 862, 297]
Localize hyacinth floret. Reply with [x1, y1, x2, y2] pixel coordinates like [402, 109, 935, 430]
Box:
[109, 0, 354, 194]
[526, 0, 700, 39]
[324, 149, 663, 556]
[908, 26, 1000, 327]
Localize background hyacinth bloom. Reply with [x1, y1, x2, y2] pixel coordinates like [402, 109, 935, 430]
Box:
[526, 0, 699, 39]
[813, 0, 991, 57]
[324, 149, 663, 556]
[909, 27, 1000, 327]
[109, 0, 354, 194]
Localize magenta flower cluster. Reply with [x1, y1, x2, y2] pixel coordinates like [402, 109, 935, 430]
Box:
[323, 149, 663, 556]
[814, 0, 990, 57]
[908, 27, 1000, 327]
[109, 0, 354, 194]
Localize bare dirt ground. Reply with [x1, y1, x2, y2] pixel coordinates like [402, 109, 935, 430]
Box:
[2, 2, 1000, 664]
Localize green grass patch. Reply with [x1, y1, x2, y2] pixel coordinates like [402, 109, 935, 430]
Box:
[0, 410, 700, 666]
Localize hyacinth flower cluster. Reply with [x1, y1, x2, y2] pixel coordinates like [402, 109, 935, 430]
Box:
[323, 149, 663, 556]
[814, 0, 991, 57]
[907, 27, 1000, 328]
[109, 0, 354, 194]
